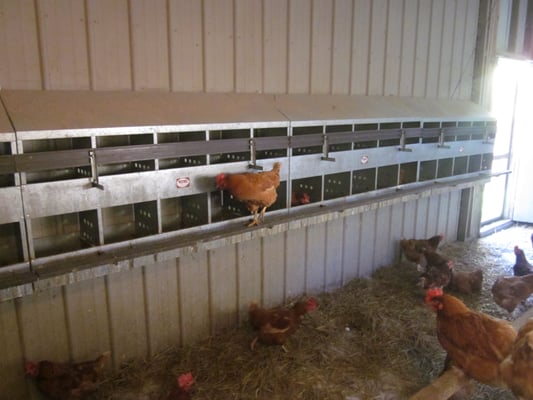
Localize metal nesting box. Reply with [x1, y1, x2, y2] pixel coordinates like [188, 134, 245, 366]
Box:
[0, 90, 495, 289]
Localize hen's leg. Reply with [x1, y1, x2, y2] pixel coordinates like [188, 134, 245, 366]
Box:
[247, 210, 259, 227]
[259, 206, 267, 223]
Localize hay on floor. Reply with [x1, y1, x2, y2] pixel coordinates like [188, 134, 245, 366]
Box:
[91, 224, 533, 400]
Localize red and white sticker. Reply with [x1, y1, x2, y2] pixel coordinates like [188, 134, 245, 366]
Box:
[176, 177, 190, 188]
[360, 155, 369, 164]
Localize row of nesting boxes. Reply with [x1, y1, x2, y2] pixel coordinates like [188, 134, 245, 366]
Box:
[0, 91, 495, 278]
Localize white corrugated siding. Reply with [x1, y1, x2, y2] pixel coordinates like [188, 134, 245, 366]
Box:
[0, 0, 480, 98]
[0, 188, 465, 398]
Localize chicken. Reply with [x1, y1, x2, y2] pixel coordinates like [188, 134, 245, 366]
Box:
[249, 297, 318, 350]
[165, 372, 195, 400]
[291, 190, 310, 207]
[514, 246, 533, 276]
[216, 162, 281, 227]
[500, 318, 533, 400]
[25, 351, 110, 400]
[399, 235, 444, 269]
[418, 251, 454, 289]
[425, 288, 517, 386]
[491, 274, 533, 313]
[399, 239, 427, 270]
[448, 268, 483, 295]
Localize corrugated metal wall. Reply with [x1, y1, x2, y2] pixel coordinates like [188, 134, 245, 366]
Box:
[0, 0, 479, 98]
[0, 1, 492, 398]
[0, 188, 464, 399]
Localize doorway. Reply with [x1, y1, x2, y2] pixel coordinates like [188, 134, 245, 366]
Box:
[481, 57, 533, 224]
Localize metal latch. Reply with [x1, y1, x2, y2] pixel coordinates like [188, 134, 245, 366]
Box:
[248, 138, 263, 170]
[321, 134, 336, 161]
[398, 129, 412, 152]
[89, 150, 104, 190]
[438, 128, 450, 149]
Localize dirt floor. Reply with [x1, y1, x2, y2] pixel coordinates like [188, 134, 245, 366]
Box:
[90, 223, 533, 400]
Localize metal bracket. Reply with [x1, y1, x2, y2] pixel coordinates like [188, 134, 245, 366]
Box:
[483, 128, 494, 144]
[248, 138, 263, 170]
[398, 129, 412, 152]
[321, 134, 336, 161]
[437, 128, 450, 149]
[89, 150, 104, 190]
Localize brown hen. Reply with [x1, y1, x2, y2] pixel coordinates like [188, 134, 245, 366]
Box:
[25, 351, 110, 400]
[425, 288, 516, 386]
[249, 297, 317, 350]
[216, 162, 281, 226]
[501, 318, 533, 400]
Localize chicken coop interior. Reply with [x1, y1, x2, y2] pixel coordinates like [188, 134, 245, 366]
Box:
[1, 0, 533, 399]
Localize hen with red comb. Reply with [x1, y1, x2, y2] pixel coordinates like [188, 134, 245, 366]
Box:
[425, 289, 516, 386]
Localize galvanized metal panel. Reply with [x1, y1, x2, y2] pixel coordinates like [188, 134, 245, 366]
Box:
[209, 245, 238, 333]
[178, 251, 210, 345]
[358, 208, 376, 276]
[0, 0, 41, 89]
[446, 189, 462, 240]
[86, 0, 131, 90]
[204, 0, 234, 91]
[426, 0, 445, 98]
[436, 192, 451, 236]
[310, 0, 333, 94]
[330, 0, 352, 95]
[236, 239, 261, 322]
[16, 287, 70, 362]
[143, 260, 181, 355]
[426, 195, 440, 236]
[367, 0, 387, 95]
[262, 234, 286, 305]
[37, 0, 90, 90]
[437, 0, 456, 98]
[399, 0, 418, 96]
[402, 200, 416, 238]
[324, 218, 343, 290]
[384, 0, 403, 96]
[448, 0, 468, 98]
[0, 300, 28, 399]
[130, 0, 169, 91]
[63, 277, 111, 361]
[459, 0, 479, 99]
[288, 0, 311, 93]
[263, 0, 288, 93]
[389, 202, 404, 262]
[285, 227, 307, 298]
[0, 187, 23, 224]
[413, 0, 432, 97]
[106, 268, 148, 364]
[350, 0, 371, 94]
[414, 196, 430, 238]
[305, 221, 326, 292]
[235, 0, 262, 93]
[374, 205, 391, 268]
[169, 0, 204, 91]
[341, 213, 361, 282]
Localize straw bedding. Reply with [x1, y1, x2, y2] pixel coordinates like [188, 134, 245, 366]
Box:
[91, 224, 533, 400]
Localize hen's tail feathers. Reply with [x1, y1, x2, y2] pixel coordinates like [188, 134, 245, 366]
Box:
[271, 162, 281, 173]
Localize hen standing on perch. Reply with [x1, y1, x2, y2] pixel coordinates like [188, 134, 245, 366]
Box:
[216, 162, 281, 227]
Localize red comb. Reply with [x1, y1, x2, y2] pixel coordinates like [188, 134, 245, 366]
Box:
[177, 372, 194, 391]
[425, 287, 444, 303]
[306, 297, 318, 311]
